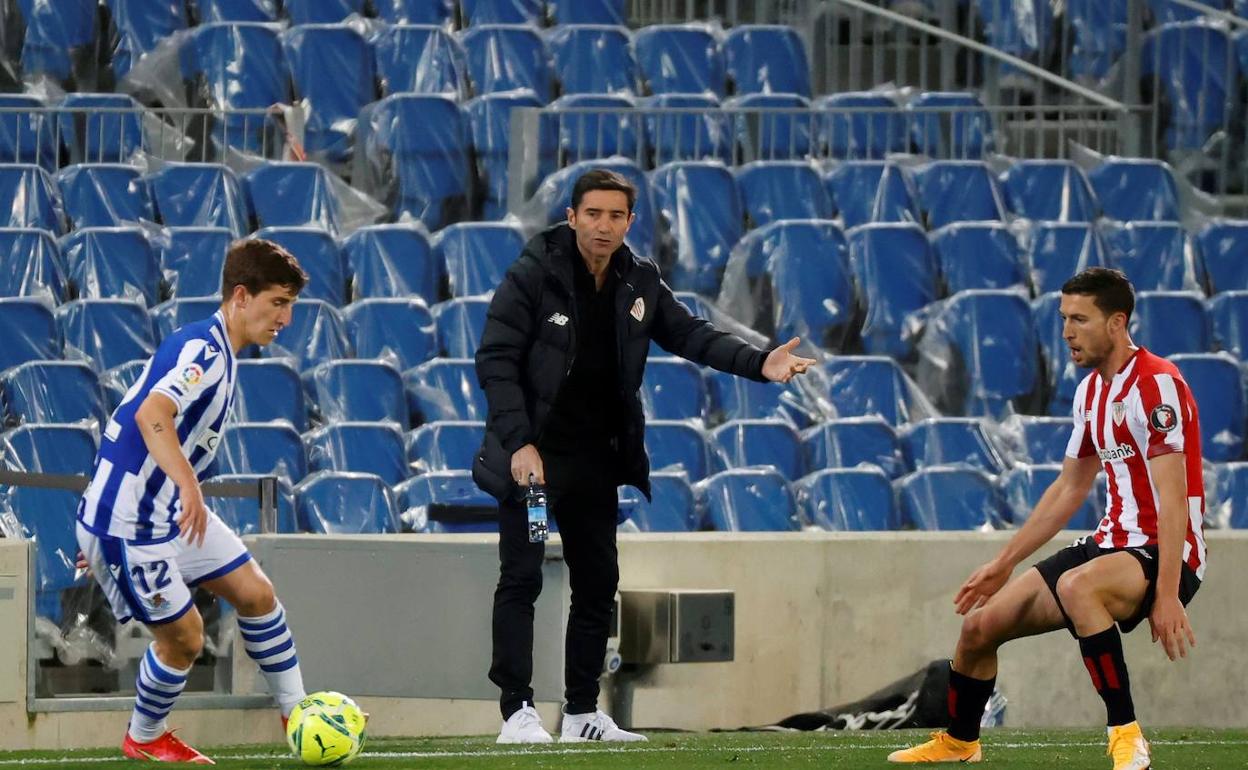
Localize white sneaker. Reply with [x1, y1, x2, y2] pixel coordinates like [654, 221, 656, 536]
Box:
[497, 703, 553, 744]
[559, 709, 647, 742]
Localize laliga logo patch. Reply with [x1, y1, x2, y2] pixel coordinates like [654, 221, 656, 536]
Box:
[1111, 401, 1126, 426]
[629, 297, 645, 322]
[179, 363, 204, 389]
[1150, 404, 1177, 433]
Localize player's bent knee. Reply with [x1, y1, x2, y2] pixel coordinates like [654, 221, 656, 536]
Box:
[958, 610, 1000, 653]
[1055, 569, 1091, 608]
[236, 577, 277, 618]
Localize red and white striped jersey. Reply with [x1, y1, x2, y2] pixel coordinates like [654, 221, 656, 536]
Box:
[1065, 348, 1207, 579]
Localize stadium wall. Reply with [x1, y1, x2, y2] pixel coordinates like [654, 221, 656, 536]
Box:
[0, 531, 1245, 751]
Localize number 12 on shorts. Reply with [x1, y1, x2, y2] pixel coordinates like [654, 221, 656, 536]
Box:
[131, 560, 173, 593]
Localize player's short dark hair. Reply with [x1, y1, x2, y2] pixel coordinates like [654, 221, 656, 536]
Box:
[221, 238, 308, 300]
[1061, 267, 1135, 321]
[571, 169, 635, 213]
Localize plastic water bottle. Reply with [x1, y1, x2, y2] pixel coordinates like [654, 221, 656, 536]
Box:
[526, 475, 548, 543]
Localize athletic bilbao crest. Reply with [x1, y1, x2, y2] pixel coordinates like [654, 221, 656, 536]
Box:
[629, 297, 645, 322]
[1150, 404, 1177, 433]
[1112, 401, 1126, 426]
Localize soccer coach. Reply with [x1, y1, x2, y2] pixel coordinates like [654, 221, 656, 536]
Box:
[473, 169, 816, 744]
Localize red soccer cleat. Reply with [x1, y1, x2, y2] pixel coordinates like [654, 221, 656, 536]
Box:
[122, 730, 215, 764]
[281, 715, 288, 732]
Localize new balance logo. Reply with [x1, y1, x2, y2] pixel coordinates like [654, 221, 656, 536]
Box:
[579, 724, 603, 740]
[547, 313, 569, 327]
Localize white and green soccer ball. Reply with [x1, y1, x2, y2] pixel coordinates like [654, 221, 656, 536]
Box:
[285, 691, 368, 766]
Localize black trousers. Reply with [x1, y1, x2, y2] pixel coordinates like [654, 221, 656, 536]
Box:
[489, 447, 620, 718]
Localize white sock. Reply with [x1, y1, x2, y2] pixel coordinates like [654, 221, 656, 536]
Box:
[238, 602, 306, 717]
[129, 643, 190, 743]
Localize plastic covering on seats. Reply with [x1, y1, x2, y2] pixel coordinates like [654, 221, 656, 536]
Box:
[305, 422, 410, 485]
[0, 361, 106, 427]
[722, 25, 811, 97]
[897, 467, 1002, 531]
[1025, 221, 1107, 295]
[406, 420, 484, 475]
[343, 223, 440, 304]
[1103, 221, 1203, 292]
[305, 360, 408, 426]
[216, 422, 306, 482]
[260, 299, 351, 371]
[846, 222, 938, 360]
[148, 162, 249, 235]
[461, 24, 554, 102]
[104, 0, 189, 78]
[294, 470, 400, 534]
[633, 23, 725, 97]
[930, 223, 1029, 294]
[696, 467, 799, 531]
[435, 221, 525, 297]
[395, 469, 496, 532]
[0, 164, 65, 232]
[0, 228, 66, 304]
[1001, 160, 1099, 222]
[57, 164, 153, 228]
[825, 161, 921, 229]
[373, 24, 468, 99]
[650, 161, 741, 294]
[403, 358, 487, 423]
[343, 297, 436, 372]
[62, 227, 162, 307]
[57, 298, 155, 372]
[0, 298, 59, 370]
[16, 0, 100, 88]
[547, 24, 637, 96]
[797, 467, 898, 530]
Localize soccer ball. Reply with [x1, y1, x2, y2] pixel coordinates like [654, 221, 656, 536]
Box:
[286, 691, 368, 766]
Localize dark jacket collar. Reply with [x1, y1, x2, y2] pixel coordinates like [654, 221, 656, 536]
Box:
[537, 223, 634, 295]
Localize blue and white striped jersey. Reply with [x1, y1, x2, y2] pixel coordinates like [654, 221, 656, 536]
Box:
[77, 311, 237, 543]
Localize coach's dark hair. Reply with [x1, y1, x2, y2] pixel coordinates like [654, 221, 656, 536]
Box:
[221, 238, 308, 300]
[570, 169, 636, 213]
[1061, 267, 1135, 321]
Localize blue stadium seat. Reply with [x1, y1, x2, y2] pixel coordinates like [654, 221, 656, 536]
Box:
[617, 472, 695, 532]
[1027, 222, 1107, 295]
[1001, 160, 1099, 222]
[406, 420, 484, 474]
[705, 369, 809, 428]
[0, 423, 97, 474]
[151, 297, 219, 342]
[0, 298, 59, 371]
[710, 418, 804, 479]
[216, 422, 307, 482]
[645, 420, 720, 481]
[61, 228, 162, 307]
[343, 223, 440, 304]
[802, 417, 905, 478]
[282, 23, 376, 162]
[374, 0, 453, 24]
[898, 467, 1002, 530]
[245, 163, 340, 233]
[1141, 22, 1239, 149]
[235, 359, 308, 430]
[1213, 462, 1248, 528]
[434, 297, 490, 359]
[284, 0, 364, 24]
[259, 299, 351, 372]
[901, 418, 1007, 473]
[3, 485, 83, 622]
[404, 358, 487, 423]
[977, 0, 1055, 64]
[0, 229, 67, 304]
[533, 158, 657, 258]
[815, 92, 908, 159]
[305, 359, 408, 426]
[797, 467, 898, 530]
[548, 93, 643, 165]
[394, 469, 497, 532]
[722, 25, 811, 97]
[1147, 0, 1208, 22]
[1210, 291, 1248, 360]
[207, 473, 297, 534]
[1197, 220, 1248, 294]
[343, 298, 436, 372]
[1131, 291, 1210, 356]
[160, 227, 231, 300]
[460, 24, 554, 102]
[435, 221, 524, 298]
[727, 219, 855, 350]
[650, 161, 741, 294]
[824, 161, 921, 229]
[1032, 292, 1087, 416]
[0, 96, 56, 170]
[919, 290, 1040, 417]
[294, 470, 400, 534]
[633, 24, 725, 97]
[725, 93, 813, 161]
[643, 93, 734, 165]
[465, 90, 557, 219]
[57, 298, 155, 371]
[56, 164, 153, 229]
[697, 467, 799, 531]
[1065, 0, 1127, 79]
[1006, 415, 1074, 464]
[148, 163, 249, 236]
[374, 24, 467, 98]
[846, 222, 938, 360]
[103, 0, 190, 78]
[817, 355, 932, 427]
[1104, 222, 1200, 291]
[1170, 353, 1245, 462]
[1, 361, 106, 426]
[57, 94, 144, 165]
[180, 22, 291, 154]
[641, 358, 709, 421]
[907, 92, 993, 159]
[14, 0, 98, 87]
[930, 223, 1028, 294]
[735, 161, 832, 228]
[0, 165, 64, 233]
[192, 0, 277, 22]
[550, 0, 625, 24]
[253, 227, 347, 307]
[100, 359, 147, 411]
[1087, 159, 1181, 221]
[461, 0, 543, 25]
[548, 24, 637, 95]
[1000, 464, 1101, 529]
[914, 161, 1006, 229]
[305, 422, 410, 485]
[357, 93, 472, 230]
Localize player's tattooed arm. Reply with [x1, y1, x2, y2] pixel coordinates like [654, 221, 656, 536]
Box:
[151, 422, 164, 433]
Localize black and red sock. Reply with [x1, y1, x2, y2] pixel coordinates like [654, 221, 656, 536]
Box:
[946, 665, 995, 742]
[1078, 626, 1136, 726]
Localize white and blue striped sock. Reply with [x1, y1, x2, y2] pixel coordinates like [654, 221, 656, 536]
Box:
[129, 643, 190, 743]
[238, 602, 306, 717]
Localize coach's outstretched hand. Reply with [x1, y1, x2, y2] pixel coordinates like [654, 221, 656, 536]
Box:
[954, 557, 1012, 615]
[762, 337, 816, 384]
[1149, 595, 1196, 661]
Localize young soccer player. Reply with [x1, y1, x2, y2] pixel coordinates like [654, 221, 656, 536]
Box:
[76, 240, 311, 764]
[888, 268, 1205, 769]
